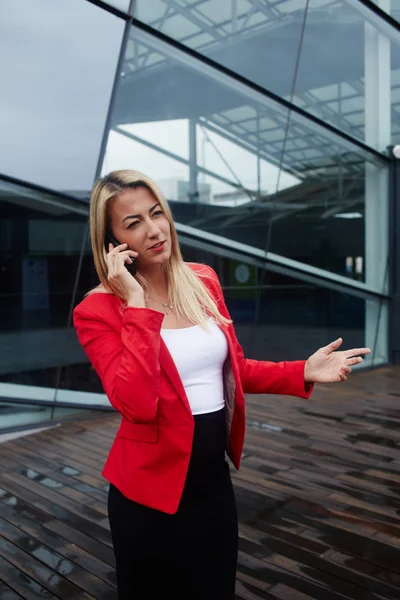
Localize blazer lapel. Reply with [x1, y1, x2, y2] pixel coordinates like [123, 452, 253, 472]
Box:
[159, 338, 193, 418]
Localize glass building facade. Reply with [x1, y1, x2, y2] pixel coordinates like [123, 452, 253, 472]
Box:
[1, 0, 398, 432]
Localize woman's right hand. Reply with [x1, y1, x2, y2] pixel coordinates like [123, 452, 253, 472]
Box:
[106, 243, 145, 306]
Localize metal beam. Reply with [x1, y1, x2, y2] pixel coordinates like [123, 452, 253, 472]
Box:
[198, 118, 301, 177]
[166, 0, 224, 41]
[94, 5, 134, 180]
[128, 22, 387, 163]
[188, 118, 198, 202]
[388, 148, 400, 363]
[121, 22, 390, 178]
[113, 125, 257, 195]
[175, 221, 389, 301]
[197, 123, 255, 203]
[187, 176, 357, 229]
[321, 196, 364, 219]
[364, 6, 391, 364]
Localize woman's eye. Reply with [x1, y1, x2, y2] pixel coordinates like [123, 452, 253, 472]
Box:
[127, 221, 139, 229]
[153, 210, 163, 216]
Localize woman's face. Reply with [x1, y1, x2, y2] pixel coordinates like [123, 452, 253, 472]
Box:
[108, 186, 172, 272]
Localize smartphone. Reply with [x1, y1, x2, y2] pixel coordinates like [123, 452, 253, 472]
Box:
[104, 229, 136, 276]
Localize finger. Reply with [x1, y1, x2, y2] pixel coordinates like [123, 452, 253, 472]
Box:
[341, 366, 352, 375]
[105, 251, 115, 275]
[324, 337, 343, 352]
[114, 253, 137, 272]
[107, 253, 117, 278]
[339, 373, 347, 382]
[346, 356, 363, 366]
[116, 253, 130, 268]
[109, 243, 128, 254]
[344, 347, 371, 358]
[120, 251, 138, 265]
[110, 247, 138, 259]
[107, 251, 124, 276]
[117, 251, 137, 260]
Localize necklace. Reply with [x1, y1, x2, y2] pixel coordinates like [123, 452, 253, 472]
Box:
[146, 294, 174, 313]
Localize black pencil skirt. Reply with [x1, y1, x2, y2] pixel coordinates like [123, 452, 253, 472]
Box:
[107, 407, 238, 600]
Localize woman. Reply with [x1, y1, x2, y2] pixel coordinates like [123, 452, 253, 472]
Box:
[73, 169, 370, 600]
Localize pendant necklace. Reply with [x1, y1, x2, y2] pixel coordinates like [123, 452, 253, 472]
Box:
[146, 294, 174, 314]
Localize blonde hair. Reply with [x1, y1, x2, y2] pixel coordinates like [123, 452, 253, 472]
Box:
[89, 169, 230, 327]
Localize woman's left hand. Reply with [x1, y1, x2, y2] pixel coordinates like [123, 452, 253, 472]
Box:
[304, 338, 371, 383]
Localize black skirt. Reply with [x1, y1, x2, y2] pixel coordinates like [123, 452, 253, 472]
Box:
[108, 407, 238, 600]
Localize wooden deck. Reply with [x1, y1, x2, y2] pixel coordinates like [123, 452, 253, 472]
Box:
[1, 365, 400, 599]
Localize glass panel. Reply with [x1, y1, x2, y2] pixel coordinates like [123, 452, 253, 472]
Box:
[179, 244, 387, 366]
[105, 24, 387, 287]
[134, 0, 399, 148]
[369, 0, 400, 22]
[0, 402, 94, 434]
[105, 0, 131, 12]
[0, 0, 124, 194]
[135, 0, 308, 115]
[228, 273, 387, 367]
[118, 120, 189, 159]
[292, 0, 397, 148]
[55, 249, 112, 399]
[102, 127, 189, 202]
[0, 177, 90, 398]
[196, 125, 259, 197]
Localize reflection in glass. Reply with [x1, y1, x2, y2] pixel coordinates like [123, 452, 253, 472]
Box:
[368, 0, 400, 23]
[0, 402, 93, 433]
[103, 24, 386, 285]
[0, 0, 124, 193]
[134, 0, 399, 147]
[179, 243, 386, 366]
[135, 0, 308, 112]
[228, 278, 366, 363]
[105, 0, 131, 12]
[0, 178, 91, 396]
[102, 123, 189, 202]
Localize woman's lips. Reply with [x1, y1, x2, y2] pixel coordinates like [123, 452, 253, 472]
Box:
[148, 241, 166, 252]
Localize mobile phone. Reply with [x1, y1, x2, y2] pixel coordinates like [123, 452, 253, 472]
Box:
[104, 229, 136, 276]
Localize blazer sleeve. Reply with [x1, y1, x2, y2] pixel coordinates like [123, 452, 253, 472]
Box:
[73, 302, 164, 422]
[205, 267, 313, 399]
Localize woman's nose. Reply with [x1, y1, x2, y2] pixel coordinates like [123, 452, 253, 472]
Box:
[146, 220, 161, 237]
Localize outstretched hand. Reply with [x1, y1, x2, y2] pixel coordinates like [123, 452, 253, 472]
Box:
[304, 338, 371, 384]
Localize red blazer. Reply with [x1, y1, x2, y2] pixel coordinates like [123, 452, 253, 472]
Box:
[73, 263, 313, 514]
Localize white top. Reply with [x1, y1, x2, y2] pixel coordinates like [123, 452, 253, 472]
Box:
[160, 319, 228, 415]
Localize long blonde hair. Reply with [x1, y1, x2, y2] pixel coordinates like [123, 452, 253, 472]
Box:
[89, 169, 230, 327]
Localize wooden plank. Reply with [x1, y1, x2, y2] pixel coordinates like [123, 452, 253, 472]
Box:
[0, 580, 23, 600]
[1, 464, 107, 514]
[0, 472, 108, 527]
[239, 523, 399, 598]
[0, 478, 112, 548]
[0, 517, 115, 599]
[0, 554, 56, 600]
[275, 507, 400, 574]
[11, 437, 106, 474]
[44, 521, 115, 568]
[237, 550, 354, 600]
[1, 364, 400, 599]
[0, 537, 95, 600]
[0, 501, 116, 589]
[2, 479, 111, 567]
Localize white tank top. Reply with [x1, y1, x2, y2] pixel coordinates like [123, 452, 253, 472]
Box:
[160, 319, 228, 415]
